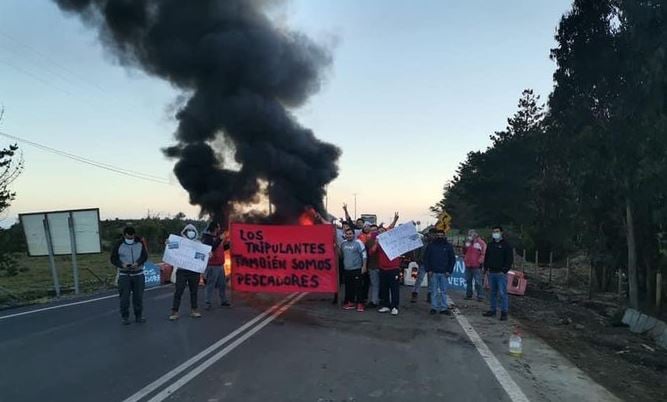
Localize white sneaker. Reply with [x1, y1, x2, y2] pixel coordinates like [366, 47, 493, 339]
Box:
[391, 308, 399, 316]
[378, 307, 390, 313]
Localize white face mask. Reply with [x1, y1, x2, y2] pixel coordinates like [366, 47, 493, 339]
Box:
[492, 232, 502, 240]
[185, 230, 196, 239]
[467, 236, 473, 241]
[124, 238, 135, 245]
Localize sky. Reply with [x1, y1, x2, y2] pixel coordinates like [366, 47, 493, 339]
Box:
[0, 0, 573, 228]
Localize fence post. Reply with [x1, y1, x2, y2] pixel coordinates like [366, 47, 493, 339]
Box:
[565, 257, 570, 285]
[522, 249, 526, 272]
[588, 260, 594, 299]
[535, 250, 539, 277]
[549, 251, 553, 284]
[657, 271, 663, 311]
[617, 268, 623, 298]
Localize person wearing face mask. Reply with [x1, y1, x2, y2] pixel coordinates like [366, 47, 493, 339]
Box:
[110, 226, 148, 325]
[482, 226, 513, 321]
[463, 229, 487, 301]
[169, 224, 203, 320]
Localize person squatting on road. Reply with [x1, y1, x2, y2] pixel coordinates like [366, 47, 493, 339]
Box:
[483, 226, 514, 321]
[464, 229, 487, 301]
[339, 227, 368, 312]
[201, 222, 230, 310]
[110, 226, 148, 325]
[423, 228, 456, 315]
[170, 224, 203, 320]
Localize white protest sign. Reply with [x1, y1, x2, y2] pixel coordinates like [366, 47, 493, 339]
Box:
[162, 234, 212, 273]
[377, 223, 423, 260]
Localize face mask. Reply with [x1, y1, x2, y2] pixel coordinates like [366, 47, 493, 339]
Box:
[185, 230, 196, 239]
[465, 241, 471, 247]
[492, 232, 502, 240]
[124, 238, 135, 245]
[467, 236, 473, 241]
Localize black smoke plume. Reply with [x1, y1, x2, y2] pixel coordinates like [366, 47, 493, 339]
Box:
[53, 0, 340, 224]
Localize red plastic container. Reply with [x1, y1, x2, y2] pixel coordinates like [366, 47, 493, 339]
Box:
[507, 270, 527, 296]
[157, 262, 174, 284]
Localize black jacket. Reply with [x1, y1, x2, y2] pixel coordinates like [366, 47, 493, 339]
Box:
[423, 238, 456, 274]
[484, 239, 513, 273]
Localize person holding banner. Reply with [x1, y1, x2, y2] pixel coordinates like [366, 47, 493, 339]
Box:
[169, 224, 203, 320]
[423, 229, 456, 315]
[201, 222, 230, 309]
[373, 216, 402, 316]
[110, 226, 148, 325]
[339, 227, 367, 311]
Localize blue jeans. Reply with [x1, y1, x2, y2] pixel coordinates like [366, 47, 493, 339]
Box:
[465, 268, 484, 299]
[412, 265, 427, 294]
[204, 265, 227, 305]
[489, 272, 508, 313]
[430, 273, 448, 311]
[368, 269, 380, 305]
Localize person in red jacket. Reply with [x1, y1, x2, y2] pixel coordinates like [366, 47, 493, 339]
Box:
[463, 229, 487, 301]
[201, 222, 230, 309]
[370, 213, 402, 316]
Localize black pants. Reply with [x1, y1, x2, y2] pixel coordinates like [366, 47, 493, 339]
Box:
[343, 269, 364, 304]
[172, 269, 200, 312]
[379, 269, 400, 309]
[118, 274, 145, 319]
[361, 271, 370, 303]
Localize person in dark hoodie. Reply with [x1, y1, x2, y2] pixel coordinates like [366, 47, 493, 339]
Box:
[110, 226, 148, 325]
[482, 226, 514, 321]
[169, 224, 203, 320]
[201, 222, 230, 309]
[423, 228, 456, 315]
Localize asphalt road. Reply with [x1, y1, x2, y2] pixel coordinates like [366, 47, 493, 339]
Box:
[0, 285, 613, 402]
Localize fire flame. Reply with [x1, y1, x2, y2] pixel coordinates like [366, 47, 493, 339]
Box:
[224, 250, 231, 276]
[298, 208, 317, 226]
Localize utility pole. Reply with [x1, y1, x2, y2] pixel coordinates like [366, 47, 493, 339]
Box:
[353, 193, 357, 220]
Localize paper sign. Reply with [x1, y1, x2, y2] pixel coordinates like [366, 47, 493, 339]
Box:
[162, 234, 211, 273]
[377, 223, 423, 260]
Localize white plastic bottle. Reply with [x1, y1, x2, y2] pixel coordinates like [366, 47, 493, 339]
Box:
[509, 328, 523, 356]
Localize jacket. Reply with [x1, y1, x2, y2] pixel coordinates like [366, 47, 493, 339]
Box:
[464, 238, 487, 269]
[484, 238, 513, 273]
[110, 235, 148, 275]
[201, 230, 229, 266]
[423, 238, 456, 274]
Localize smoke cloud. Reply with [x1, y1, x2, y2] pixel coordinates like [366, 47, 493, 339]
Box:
[53, 0, 340, 224]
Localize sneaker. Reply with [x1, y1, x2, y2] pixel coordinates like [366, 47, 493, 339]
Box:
[121, 317, 131, 325]
[430, 309, 437, 315]
[356, 303, 365, 312]
[500, 312, 508, 321]
[343, 302, 356, 310]
[366, 302, 377, 309]
[190, 311, 202, 318]
[378, 307, 391, 313]
[169, 312, 179, 321]
[482, 311, 496, 317]
[220, 301, 231, 307]
[391, 308, 399, 316]
[440, 309, 452, 316]
[135, 317, 146, 323]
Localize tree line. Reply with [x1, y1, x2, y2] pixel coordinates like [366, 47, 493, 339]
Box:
[433, 0, 667, 311]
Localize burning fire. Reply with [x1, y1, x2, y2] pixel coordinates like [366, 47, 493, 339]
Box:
[224, 250, 232, 276]
[298, 208, 317, 226]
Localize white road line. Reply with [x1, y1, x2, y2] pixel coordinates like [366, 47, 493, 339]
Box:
[146, 292, 307, 402]
[0, 285, 170, 321]
[122, 292, 299, 402]
[450, 301, 530, 402]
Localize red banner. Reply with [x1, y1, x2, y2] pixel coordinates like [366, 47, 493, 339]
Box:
[230, 223, 338, 293]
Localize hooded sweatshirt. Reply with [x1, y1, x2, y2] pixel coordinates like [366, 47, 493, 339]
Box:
[110, 235, 148, 275]
[176, 224, 201, 273]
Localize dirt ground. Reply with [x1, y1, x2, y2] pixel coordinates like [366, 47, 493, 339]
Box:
[510, 274, 667, 401]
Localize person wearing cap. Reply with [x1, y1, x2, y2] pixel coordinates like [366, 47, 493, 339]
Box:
[464, 229, 487, 301]
[423, 228, 456, 315]
[110, 226, 148, 325]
